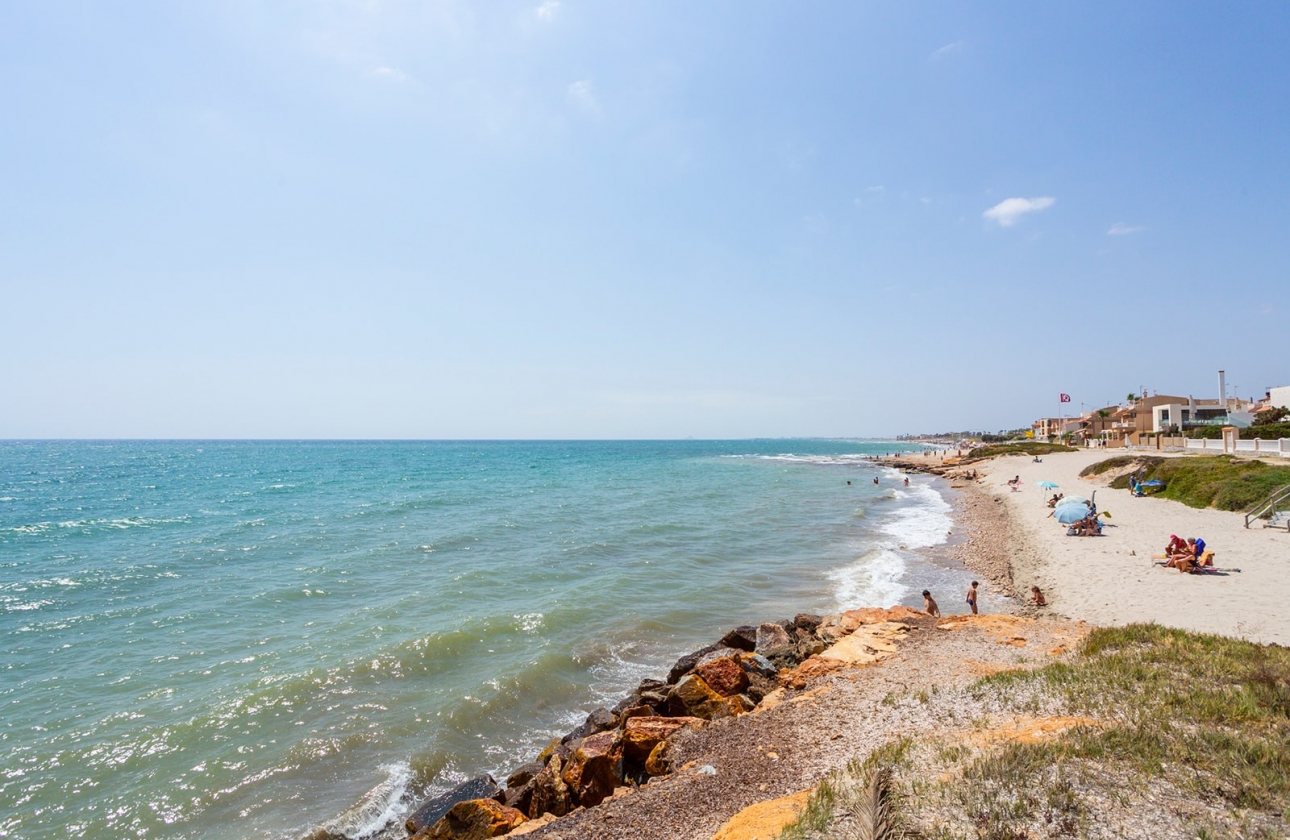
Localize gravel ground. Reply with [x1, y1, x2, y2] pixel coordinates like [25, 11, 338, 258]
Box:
[526, 613, 1084, 840]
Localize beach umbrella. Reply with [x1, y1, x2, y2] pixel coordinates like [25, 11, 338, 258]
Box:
[1055, 504, 1091, 524]
[1056, 495, 1089, 507]
[1037, 481, 1059, 489]
[1142, 480, 1164, 487]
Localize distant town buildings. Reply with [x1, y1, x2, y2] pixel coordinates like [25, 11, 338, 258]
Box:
[1029, 372, 1287, 447]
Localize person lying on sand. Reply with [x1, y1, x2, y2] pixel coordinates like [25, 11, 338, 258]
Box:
[1030, 586, 1047, 607]
[922, 589, 940, 617]
[1047, 493, 1063, 508]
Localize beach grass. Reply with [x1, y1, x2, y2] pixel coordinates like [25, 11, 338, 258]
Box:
[1081, 455, 1290, 512]
[960, 442, 1076, 463]
[780, 624, 1290, 839]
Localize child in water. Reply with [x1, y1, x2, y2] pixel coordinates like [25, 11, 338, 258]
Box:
[922, 589, 940, 617]
[966, 581, 979, 615]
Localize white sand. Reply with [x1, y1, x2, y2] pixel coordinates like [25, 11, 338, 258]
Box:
[976, 449, 1290, 645]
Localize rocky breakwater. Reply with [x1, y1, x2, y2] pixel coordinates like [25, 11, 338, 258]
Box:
[400, 607, 923, 840]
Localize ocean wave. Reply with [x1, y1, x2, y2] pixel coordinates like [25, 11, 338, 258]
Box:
[0, 515, 190, 536]
[723, 453, 879, 466]
[877, 482, 953, 550]
[826, 547, 908, 609]
[309, 762, 416, 840]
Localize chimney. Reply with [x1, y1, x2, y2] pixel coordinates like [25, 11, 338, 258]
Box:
[1218, 370, 1227, 411]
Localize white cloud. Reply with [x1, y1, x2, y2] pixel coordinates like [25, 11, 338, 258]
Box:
[566, 79, 597, 112]
[536, 1, 560, 21]
[983, 196, 1056, 227]
[1107, 223, 1145, 236]
[371, 66, 409, 82]
[932, 41, 964, 60]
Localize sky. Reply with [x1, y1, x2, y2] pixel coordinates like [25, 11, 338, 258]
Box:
[2, 1, 1287, 439]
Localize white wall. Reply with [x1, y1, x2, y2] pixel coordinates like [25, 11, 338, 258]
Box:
[1271, 385, 1290, 410]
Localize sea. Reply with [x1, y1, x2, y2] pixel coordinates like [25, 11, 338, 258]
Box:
[0, 439, 974, 840]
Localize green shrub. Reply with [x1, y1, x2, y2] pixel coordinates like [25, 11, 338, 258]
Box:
[1083, 455, 1290, 511]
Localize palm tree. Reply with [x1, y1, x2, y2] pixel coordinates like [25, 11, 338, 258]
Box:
[1126, 392, 1138, 404]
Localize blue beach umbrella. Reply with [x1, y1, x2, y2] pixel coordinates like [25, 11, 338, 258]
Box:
[1142, 480, 1165, 487]
[1037, 481, 1059, 489]
[1055, 503, 1091, 524]
[1056, 495, 1089, 508]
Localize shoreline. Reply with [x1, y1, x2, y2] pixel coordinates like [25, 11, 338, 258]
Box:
[350, 448, 1290, 838]
[385, 464, 1063, 840]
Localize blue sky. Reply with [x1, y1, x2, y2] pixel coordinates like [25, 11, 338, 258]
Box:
[2, 2, 1287, 438]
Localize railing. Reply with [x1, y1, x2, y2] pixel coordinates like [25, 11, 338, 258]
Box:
[1184, 437, 1290, 458]
[1246, 484, 1290, 529]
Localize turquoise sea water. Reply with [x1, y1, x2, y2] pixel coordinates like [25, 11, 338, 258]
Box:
[0, 440, 968, 840]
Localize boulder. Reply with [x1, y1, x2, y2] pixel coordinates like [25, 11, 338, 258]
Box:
[503, 779, 534, 816]
[760, 645, 801, 671]
[736, 652, 778, 678]
[644, 741, 672, 776]
[406, 776, 504, 835]
[718, 625, 758, 652]
[694, 655, 749, 698]
[505, 763, 544, 789]
[666, 674, 728, 720]
[416, 798, 526, 840]
[744, 672, 778, 702]
[638, 690, 669, 708]
[622, 715, 703, 761]
[536, 738, 562, 765]
[528, 755, 572, 818]
[619, 703, 656, 722]
[667, 642, 725, 684]
[561, 730, 622, 808]
[793, 613, 823, 633]
[755, 623, 793, 653]
[637, 678, 669, 695]
[795, 638, 826, 660]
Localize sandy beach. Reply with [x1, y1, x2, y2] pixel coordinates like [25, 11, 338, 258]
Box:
[967, 449, 1290, 645]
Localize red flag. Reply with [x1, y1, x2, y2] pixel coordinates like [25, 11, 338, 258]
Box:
[1060, 393, 1071, 403]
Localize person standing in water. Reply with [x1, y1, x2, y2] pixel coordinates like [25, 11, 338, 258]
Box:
[922, 590, 941, 617]
[966, 581, 979, 615]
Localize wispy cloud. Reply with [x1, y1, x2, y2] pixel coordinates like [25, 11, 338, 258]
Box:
[371, 66, 409, 82]
[931, 41, 964, 60]
[983, 196, 1056, 227]
[566, 79, 597, 113]
[536, 1, 560, 21]
[1107, 223, 1145, 236]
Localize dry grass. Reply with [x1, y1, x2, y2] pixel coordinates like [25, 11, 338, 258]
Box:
[777, 624, 1290, 839]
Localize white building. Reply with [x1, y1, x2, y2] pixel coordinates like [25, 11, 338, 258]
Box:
[1270, 385, 1290, 410]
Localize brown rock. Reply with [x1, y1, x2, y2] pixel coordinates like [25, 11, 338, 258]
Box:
[644, 741, 672, 776]
[755, 622, 793, 653]
[694, 655, 749, 697]
[561, 730, 622, 808]
[793, 613, 823, 632]
[777, 655, 843, 690]
[417, 798, 526, 840]
[666, 674, 728, 719]
[527, 755, 571, 818]
[718, 625, 758, 651]
[622, 715, 703, 761]
[618, 703, 655, 722]
[503, 780, 534, 816]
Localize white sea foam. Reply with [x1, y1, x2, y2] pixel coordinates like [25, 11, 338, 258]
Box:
[827, 478, 954, 610]
[826, 547, 907, 609]
[316, 761, 415, 840]
[724, 453, 879, 466]
[877, 482, 953, 549]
